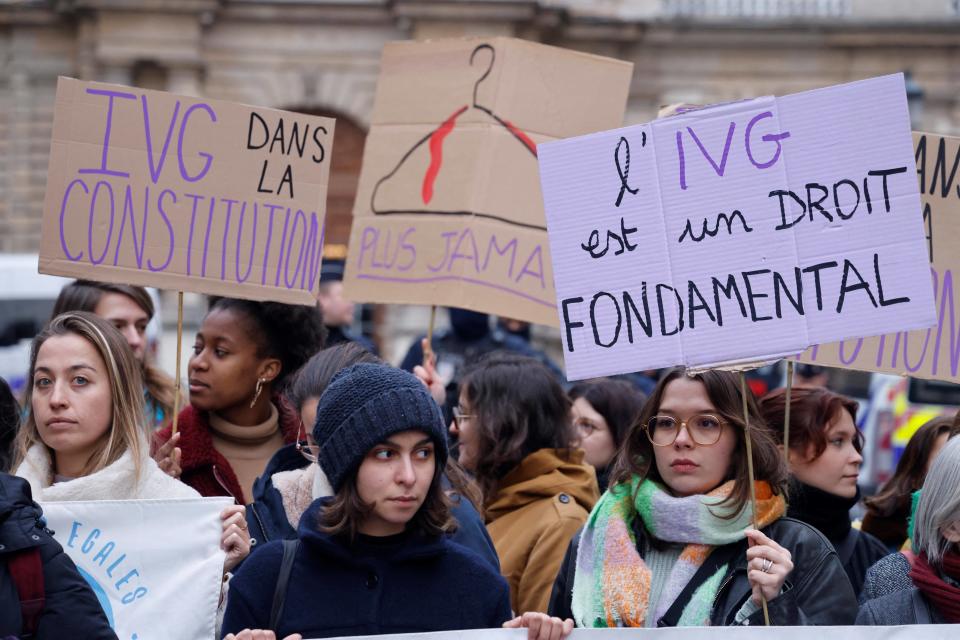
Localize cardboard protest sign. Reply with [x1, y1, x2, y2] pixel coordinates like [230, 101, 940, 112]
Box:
[538, 74, 936, 380]
[39, 77, 334, 305]
[342, 38, 633, 326]
[798, 132, 960, 382]
[42, 497, 231, 640]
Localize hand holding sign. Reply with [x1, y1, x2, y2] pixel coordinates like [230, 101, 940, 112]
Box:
[539, 74, 937, 380]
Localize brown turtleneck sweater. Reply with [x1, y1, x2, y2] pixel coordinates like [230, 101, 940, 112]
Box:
[209, 404, 284, 504]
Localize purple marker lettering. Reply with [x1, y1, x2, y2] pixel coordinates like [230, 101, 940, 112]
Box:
[397, 227, 416, 272]
[838, 338, 863, 366]
[273, 208, 292, 287]
[301, 212, 324, 290]
[79, 89, 136, 178]
[59, 178, 89, 261]
[184, 193, 204, 276]
[875, 334, 887, 368]
[482, 234, 518, 278]
[148, 189, 176, 272]
[284, 209, 307, 289]
[114, 184, 148, 268]
[902, 326, 934, 374]
[744, 111, 791, 170]
[931, 269, 956, 377]
[357, 226, 378, 269]
[141, 95, 181, 184]
[87, 181, 116, 266]
[220, 198, 238, 280]
[427, 231, 457, 272]
[235, 202, 258, 284]
[687, 122, 736, 179]
[178, 103, 217, 182]
[260, 204, 283, 285]
[515, 244, 546, 289]
[448, 229, 479, 273]
[676, 130, 687, 190]
[201, 196, 216, 278]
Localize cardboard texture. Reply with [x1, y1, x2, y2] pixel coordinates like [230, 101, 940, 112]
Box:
[798, 132, 960, 382]
[343, 37, 633, 325]
[39, 77, 335, 305]
[538, 74, 937, 381]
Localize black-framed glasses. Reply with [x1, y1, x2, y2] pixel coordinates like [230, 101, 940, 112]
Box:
[295, 417, 320, 463]
[643, 413, 725, 447]
[452, 406, 474, 429]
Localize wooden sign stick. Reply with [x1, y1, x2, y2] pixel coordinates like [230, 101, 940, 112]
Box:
[740, 372, 771, 626]
[423, 305, 438, 367]
[171, 292, 184, 435]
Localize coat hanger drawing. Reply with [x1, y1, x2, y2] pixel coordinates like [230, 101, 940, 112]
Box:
[369, 43, 545, 232]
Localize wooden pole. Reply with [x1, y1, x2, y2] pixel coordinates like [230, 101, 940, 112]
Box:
[783, 360, 795, 469]
[171, 291, 184, 435]
[423, 305, 438, 366]
[740, 372, 771, 626]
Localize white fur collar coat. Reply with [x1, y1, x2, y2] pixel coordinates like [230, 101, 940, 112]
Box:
[15, 441, 200, 502]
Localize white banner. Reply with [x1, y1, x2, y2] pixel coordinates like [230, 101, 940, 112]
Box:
[324, 627, 954, 640]
[42, 497, 232, 640]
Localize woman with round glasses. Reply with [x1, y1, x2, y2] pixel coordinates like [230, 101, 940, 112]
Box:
[569, 379, 646, 492]
[548, 368, 858, 627]
[450, 353, 598, 616]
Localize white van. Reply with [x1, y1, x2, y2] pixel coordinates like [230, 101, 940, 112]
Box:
[0, 254, 161, 398]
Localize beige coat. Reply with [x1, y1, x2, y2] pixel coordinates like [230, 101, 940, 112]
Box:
[485, 448, 599, 615]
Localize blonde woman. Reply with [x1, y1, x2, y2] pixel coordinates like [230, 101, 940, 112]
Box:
[14, 312, 249, 572]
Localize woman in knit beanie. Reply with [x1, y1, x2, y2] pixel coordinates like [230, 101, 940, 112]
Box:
[223, 363, 572, 640]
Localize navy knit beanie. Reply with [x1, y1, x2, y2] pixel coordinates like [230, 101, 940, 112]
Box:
[312, 363, 449, 492]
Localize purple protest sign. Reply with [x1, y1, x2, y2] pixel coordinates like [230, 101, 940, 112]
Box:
[539, 73, 936, 380]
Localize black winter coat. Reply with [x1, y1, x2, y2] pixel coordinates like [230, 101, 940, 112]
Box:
[549, 517, 859, 626]
[246, 444, 501, 570]
[0, 473, 117, 639]
[224, 498, 512, 639]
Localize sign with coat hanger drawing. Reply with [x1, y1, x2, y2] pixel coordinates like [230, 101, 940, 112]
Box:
[343, 37, 633, 326]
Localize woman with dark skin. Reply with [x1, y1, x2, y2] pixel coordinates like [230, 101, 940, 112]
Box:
[155, 297, 324, 505]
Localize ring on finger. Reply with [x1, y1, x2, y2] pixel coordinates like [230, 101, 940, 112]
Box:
[761, 558, 774, 573]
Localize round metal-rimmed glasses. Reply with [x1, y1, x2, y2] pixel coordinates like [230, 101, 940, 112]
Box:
[643, 413, 726, 447]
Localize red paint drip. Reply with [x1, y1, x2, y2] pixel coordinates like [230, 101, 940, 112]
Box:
[502, 118, 537, 156]
[423, 105, 468, 205]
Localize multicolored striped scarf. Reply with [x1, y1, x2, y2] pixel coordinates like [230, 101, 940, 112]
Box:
[571, 477, 785, 627]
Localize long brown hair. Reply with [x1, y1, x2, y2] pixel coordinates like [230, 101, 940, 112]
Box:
[760, 386, 862, 459]
[320, 458, 455, 541]
[459, 353, 573, 503]
[865, 416, 960, 517]
[611, 368, 787, 517]
[52, 280, 175, 426]
[16, 312, 147, 480]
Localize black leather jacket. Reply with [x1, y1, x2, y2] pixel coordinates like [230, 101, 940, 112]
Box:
[548, 517, 858, 626]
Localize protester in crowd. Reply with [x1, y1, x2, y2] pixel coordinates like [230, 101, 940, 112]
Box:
[12, 312, 249, 572]
[246, 342, 498, 570]
[856, 436, 960, 624]
[51, 280, 176, 429]
[794, 364, 829, 388]
[761, 386, 888, 596]
[0, 377, 18, 471]
[862, 416, 960, 551]
[1, 471, 117, 639]
[223, 364, 572, 640]
[549, 368, 859, 626]
[451, 353, 598, 614]
[316, 258, 377, 354]
[401, 308, 564, 421]
[155, 297, 325, 505]
[568, 378, 646, 493]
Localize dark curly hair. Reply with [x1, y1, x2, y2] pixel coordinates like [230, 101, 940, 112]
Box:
[207, 297, 326, 388]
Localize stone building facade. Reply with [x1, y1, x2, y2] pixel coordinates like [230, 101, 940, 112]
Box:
[2, 0, 959, 357]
